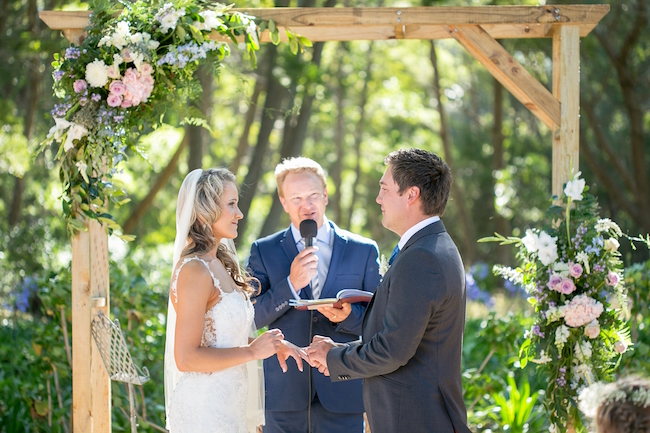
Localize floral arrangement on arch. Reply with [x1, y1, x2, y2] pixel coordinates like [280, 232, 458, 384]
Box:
[480, 172, 647, 431]
[42, 0, 308, 239]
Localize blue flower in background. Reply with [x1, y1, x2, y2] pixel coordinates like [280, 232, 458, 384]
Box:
[504, 279, 527, 299]
[15, 276, 39, 313]
[466, 271, 494, 307]
[470, 262, 489, 280]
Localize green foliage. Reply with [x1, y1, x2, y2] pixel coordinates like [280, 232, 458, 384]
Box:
[491, 375, 541, 433]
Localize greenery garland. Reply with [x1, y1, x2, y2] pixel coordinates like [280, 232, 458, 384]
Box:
[41, 0, 309, 240]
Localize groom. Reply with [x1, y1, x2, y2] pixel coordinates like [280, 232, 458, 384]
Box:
[307, 148, 471, 433]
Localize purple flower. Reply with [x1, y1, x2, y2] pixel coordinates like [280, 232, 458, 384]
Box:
[91, 93, 101, 102]
[53, 70, 65, 81]
[65, 47, 81, 59]
[606, 271, 619, 287]
[79, 97, 88, 106]
[569, 262, 583, 279]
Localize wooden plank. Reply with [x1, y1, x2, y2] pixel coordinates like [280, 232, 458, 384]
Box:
[39, 5, 609, 39]
[89, 221, 111, 433]
[552, 25, 580, 198]
[71, 225, 92, 433]
[447, 24, 560, 129]
[237, 5, 610, 27]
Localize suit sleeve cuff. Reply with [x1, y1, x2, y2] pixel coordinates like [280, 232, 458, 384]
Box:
[287, 276, 302, 300]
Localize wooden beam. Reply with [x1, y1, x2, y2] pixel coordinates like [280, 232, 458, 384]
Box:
[447, 24, 560, 129]
[552, 25, 580, 198]
[89, 221, 111, 433]
[39, 5, 609, 41]
[71, 227, 92, 433]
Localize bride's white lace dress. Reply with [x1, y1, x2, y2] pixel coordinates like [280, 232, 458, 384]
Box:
[168, 257, 255, 433]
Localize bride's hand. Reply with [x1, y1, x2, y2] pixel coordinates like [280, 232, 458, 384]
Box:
[249, 329, 284, 360]
[276, 340, 308, 373]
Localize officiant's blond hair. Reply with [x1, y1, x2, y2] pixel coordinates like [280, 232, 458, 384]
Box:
[275, 157, 327, 197]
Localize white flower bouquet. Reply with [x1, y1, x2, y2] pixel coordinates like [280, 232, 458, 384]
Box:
[480, 172, 642, 430]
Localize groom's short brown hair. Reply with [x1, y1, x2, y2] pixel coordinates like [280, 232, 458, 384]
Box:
[385, 148, 452, 217]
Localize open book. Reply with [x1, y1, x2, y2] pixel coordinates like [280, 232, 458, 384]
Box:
[288, 289, 374, 310]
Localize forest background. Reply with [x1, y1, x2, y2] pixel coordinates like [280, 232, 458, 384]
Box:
[1, 0, 649, 431]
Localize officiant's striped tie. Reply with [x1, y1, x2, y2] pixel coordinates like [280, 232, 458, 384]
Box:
[311, 273, 321, 300]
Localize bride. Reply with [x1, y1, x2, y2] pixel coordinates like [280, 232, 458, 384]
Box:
[164, 168, 305, 432]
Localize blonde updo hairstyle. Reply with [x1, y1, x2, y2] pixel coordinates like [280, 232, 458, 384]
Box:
[181, 168, 256, 296]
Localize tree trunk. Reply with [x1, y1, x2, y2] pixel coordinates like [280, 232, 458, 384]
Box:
[9, 0, 40, 227]
[236, 45, 284, 243]
[330, 42, 347, 225]
[186, 67, 213, 170]
[346, 43, 374, 229]
[430, 40, 475, 263]
[122, 134, 189, 234]
[491, 78, 510, 265]
[230, 78, 264, 175]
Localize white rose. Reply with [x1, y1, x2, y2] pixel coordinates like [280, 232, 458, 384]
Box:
[85, 59, 109, 88]
[63, 123, 88, 152]
[521, 229, 539, 253]
[604, 238, 620, 253]
[160, 14, 179, 33]
[148, 40, 160, 50]
[564, 172, 586, 201]
[130, 32, 143, 44]
[615, 340, 628, 354]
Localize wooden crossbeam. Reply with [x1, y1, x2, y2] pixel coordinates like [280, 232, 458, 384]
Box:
[39, 5, 608, 40]
[447, 24, 560, 129]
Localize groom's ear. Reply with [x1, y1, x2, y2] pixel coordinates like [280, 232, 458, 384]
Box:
[406, 186, 420, 205]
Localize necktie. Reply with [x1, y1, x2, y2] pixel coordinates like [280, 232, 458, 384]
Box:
[300, 238, 322, 299]
[388, 244, 400, 265]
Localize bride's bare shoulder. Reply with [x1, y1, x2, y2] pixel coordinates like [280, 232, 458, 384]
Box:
[173, 259, 215, 297]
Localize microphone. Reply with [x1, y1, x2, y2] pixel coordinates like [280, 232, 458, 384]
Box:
[299, 219, 318, 247]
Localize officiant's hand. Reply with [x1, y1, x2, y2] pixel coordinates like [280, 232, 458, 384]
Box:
[276, 340, 309, 373]
[289, 246, 319, 292]
[317, 302, 351, 323]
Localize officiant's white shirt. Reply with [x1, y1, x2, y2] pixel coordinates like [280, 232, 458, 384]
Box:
[397, 216, 441, 251]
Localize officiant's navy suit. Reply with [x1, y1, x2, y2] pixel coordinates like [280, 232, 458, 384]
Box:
[248, 220, 380, 432]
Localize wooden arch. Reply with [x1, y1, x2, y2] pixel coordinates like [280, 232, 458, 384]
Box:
[40, 4, 609, 432]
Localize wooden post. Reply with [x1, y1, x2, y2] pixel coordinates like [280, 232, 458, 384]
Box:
[552, 25, 580, 198]
[71, 220, 111, 433]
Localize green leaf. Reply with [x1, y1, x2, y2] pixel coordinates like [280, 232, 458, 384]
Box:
[188, 25, 204, 43]
[68, 219, 88, 232]
[34, 400, 49, 417]
[289, 37, 298, 55]
[299, 36, 312, 47]
[175, 25, 186, 40]
[268, 19, 276, 33]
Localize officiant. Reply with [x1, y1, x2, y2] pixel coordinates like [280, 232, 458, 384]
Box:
[247, 156, 381, 433]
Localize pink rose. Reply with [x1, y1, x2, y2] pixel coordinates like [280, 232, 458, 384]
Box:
[614, 340, 627, 353]
[140, 63, 153, 75]
[73, 79, 87, 93]
[109, 80, 126, 96]
[123, 68, 138, 86]
[569, 262, 583, 279]
[606, 271, 620, 287]
[547, 274, 562, 291]
[121, 96, 133, 108]
[107, 93, 123, 107]
[107, 64, 121, 79]
[559, 278, 576, 295]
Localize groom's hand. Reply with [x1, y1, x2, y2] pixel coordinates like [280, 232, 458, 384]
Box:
[306, 336, 339, 377]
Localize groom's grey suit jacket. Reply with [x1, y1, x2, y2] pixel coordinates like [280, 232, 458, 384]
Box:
[327, 220, 471, 433]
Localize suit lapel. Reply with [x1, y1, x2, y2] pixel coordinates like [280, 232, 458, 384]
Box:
[280, 227, 312, 299]
[321, 222, 347, 298]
